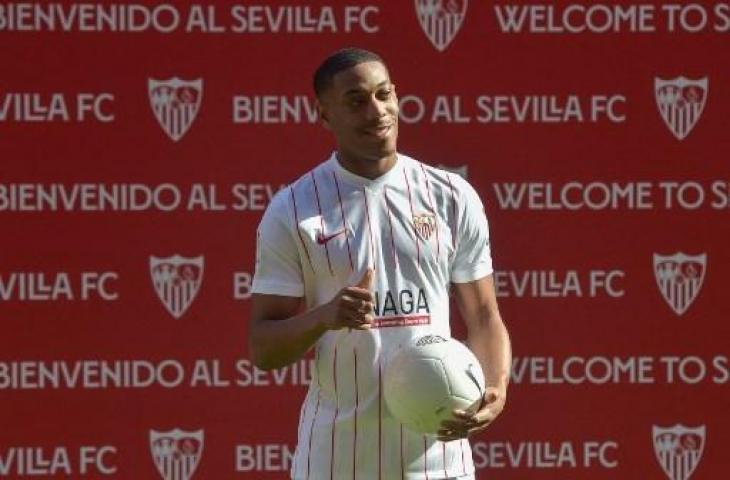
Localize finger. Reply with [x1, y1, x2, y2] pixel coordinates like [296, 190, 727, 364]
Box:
[466, 421, 493, 436]
[350, 323, 372, 331]
[482, 391, 499, 404]
[441, 419, 476, 431]
[452, 409, 477, 420]
[340, 312, 373, 329]
[437, 429, 467, 442]
[342, 287, 374, 302]
[340, 297, 375, 315]
[354, 268, 373, 289]
[472, 408, 497, 426]
[340, 295, 374, 313]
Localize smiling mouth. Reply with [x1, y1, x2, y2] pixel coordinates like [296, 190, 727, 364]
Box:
[364, 124, 393, 138]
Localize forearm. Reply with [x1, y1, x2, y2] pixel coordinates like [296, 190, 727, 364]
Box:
[466, 311, 512, 391]
[249, 304, 329, 370]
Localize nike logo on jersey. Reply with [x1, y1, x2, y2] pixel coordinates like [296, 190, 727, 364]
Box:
[316, 229, 347, 245]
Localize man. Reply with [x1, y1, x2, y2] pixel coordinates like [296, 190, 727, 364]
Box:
[249, 48, 511, 480]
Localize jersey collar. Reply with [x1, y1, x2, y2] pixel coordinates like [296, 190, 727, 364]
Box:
[329, 152, 403, 189]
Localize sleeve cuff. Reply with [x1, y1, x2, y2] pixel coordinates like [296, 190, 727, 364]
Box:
[251, 280, 304, 297]
[451, 262, 493, 284]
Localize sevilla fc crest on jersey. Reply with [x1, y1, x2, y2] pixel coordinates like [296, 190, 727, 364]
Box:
[653, 252, 706, 316]
[414, 0, 468, 52]
[413, 213, 436, 241]
[148, 77, 203, 141]
[150, 429, 204, 480]
[150, 255, 204, 319]
[653, 424, 705, 480]
[654, 76, 708, 141]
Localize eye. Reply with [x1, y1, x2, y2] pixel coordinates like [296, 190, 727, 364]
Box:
[377, 90, 392, 100]
[348, 97, 366, 107]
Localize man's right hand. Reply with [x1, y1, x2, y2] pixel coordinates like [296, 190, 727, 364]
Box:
[321, 268, 375, 331]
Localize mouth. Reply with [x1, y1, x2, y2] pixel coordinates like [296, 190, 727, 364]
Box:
[363, 123, 393, 139]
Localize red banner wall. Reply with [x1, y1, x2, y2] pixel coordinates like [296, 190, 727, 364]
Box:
[1, 1, 728, 478]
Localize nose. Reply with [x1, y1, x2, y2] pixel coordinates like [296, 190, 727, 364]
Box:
[366, 95, 388, 120]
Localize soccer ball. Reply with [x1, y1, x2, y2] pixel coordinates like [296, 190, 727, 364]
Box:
[383, 334, 486, 435]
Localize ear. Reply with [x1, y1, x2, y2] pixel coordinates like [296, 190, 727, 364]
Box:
[316, 99, 332, 131]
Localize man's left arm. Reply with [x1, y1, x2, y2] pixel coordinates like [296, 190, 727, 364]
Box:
[439, 274, 511, 441]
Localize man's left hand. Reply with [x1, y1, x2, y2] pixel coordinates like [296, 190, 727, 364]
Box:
[437, 386, 507, 442]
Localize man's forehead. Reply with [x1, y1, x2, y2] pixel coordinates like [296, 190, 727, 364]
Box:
[331, 61, 392, 94]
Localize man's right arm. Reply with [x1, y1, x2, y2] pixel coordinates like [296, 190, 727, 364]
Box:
[249, 269, 374, 371]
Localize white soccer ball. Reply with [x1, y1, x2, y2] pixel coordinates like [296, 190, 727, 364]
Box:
[383, 334, 486, 435]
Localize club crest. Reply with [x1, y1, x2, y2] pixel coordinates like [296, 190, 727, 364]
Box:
[654, 76, 708, 141]
[652, 424, 705, 480]
[653, 252, 706, 316]
[148, 77, 203, 142]
[150, 429, 204, 480]
[436, 163, 468, 179]
[413, 213, 437, 241]
[414, 0, 468, 52]
[150, 255, 204, 319]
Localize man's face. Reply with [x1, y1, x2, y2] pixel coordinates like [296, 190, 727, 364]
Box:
[318, 61, 399, 161]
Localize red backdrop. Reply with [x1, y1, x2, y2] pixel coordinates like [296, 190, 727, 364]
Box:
[1, 1, 728, 478]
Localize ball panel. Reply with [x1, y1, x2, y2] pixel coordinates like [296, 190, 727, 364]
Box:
[383, 335, 487, 435]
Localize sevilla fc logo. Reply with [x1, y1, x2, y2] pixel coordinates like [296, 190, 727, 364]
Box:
[148, 77, 203, 141]
[653, 424, 705, 480]
[150, 255, 204, 319]
[150, 429, 204, 480]
[413, 214, 436, 241]
[654, 76, 708, 141]
[414, 0, 468, 52]
[437, 163, 468, 180]
[653, 252, 706, 316]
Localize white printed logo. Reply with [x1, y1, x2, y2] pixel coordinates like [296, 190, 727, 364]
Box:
[653, 252, 706, 316]
[655, 77, 708, 141]
[148, 78, 203, 141]
[414, 0, 467, 52]
[653, 424, 705, 480]
[437, 163, 468, 179]
[150, 429, 204, 480]
[150, 255, 204, 319]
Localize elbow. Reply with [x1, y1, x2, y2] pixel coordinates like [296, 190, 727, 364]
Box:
[248, 338, 282, 371]
[250, 351, 281, 371]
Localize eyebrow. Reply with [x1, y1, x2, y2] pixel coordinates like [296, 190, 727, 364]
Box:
[343, 81, 391, 97]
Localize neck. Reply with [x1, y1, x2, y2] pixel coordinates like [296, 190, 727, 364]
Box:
[336, 150, 397, 180]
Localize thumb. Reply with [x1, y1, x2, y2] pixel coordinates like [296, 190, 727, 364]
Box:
[354, 268, 374, 289]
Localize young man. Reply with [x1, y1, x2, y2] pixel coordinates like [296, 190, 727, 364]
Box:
[249, 48, 511, 480]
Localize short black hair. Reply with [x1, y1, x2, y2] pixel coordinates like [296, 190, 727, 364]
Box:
[313, 47, 387, 98]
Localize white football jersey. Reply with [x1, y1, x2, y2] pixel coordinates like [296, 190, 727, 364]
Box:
[252, 152, 493, 480]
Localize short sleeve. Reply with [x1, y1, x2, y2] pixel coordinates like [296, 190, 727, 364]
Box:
[450, 177, 493, 283]
[251, 189, 305, 297]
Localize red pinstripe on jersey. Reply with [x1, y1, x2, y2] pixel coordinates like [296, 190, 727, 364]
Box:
[402, 168, 421, 266]
[306, 394, 321, 480]
[330, 346, 339, 480]
[290, 187, 315, 273]
[442, 443, 448, 478]
[362, 187, 376, 268]
[352, 348, 358, 479]
[446, 173, 458, 249]
[378, 361, 383, 480]
[460, 439, 467, 475]
[383, 187, 399, 269]
[332, 171, 354, 271]
[419, 162, 441, 258]
[311, 171, 334, 275]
